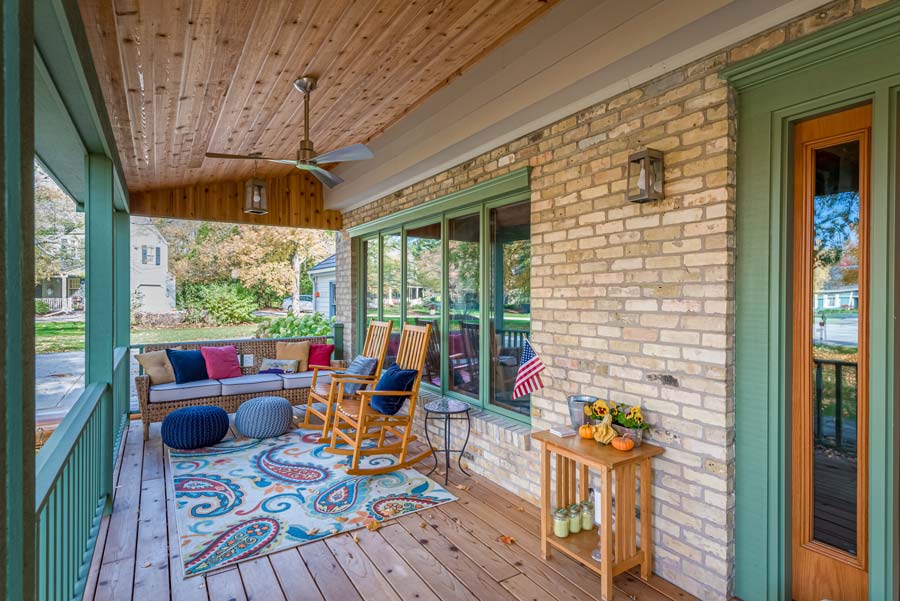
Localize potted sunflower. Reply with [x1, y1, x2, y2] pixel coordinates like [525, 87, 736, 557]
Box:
[611, 404, 649, 446]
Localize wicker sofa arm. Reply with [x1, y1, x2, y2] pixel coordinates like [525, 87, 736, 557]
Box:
[135, 374, 151, 409]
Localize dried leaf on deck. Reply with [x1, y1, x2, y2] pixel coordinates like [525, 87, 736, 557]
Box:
[418, 521, 428, 529]
[455, 484, 471, 491]
[352, 534, 360, 544]
[365, 519, 381, 532]
[498, 535, 516, 545]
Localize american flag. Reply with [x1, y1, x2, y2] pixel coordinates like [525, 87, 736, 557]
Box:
[513, 338, 545, 400]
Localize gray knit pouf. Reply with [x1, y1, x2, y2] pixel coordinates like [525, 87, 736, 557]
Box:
[235, 396, 293, 439]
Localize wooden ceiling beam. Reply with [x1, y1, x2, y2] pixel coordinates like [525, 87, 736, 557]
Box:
[128, 171, 340, 230]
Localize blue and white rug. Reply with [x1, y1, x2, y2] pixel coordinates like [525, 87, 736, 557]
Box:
[169, 429, 455, 576]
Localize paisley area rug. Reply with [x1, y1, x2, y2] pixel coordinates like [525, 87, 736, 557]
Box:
[169, 429, 456, 576]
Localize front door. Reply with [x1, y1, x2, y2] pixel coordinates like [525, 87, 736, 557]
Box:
[791, 104, 871, 601]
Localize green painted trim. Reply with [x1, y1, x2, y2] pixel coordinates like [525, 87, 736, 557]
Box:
[722, 1, 900, 90]
[2, 2, 36, 598]
[347, 167, 531, 238]
[731, 20, 900, 600]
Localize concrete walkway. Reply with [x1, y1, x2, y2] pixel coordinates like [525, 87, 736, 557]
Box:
[36, 352, 140, 428]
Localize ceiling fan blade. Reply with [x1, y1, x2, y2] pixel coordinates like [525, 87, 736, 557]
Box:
[310, 143, 374, 164]
[205, 152, 295, 164]
[295, 163, 344, 188]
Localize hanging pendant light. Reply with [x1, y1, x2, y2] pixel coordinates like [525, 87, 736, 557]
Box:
[243, 158, 268, 215]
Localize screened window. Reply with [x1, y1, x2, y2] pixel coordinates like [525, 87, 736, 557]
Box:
[357, 191, 531, 422]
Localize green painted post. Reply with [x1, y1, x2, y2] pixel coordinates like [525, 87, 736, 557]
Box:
[86, 154, 115, 513]
[332, 322, 344, 361]
[2, 1, 36, 598]
[113, 210, 130, 427]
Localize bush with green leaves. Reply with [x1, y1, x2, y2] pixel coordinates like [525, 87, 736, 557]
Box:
[257, 312, 334, 339]
[201, 282, 258, 325]
[35, 300, 51, 315]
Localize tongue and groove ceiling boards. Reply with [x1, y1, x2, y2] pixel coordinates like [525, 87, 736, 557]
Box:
[76, 0, 558, 194]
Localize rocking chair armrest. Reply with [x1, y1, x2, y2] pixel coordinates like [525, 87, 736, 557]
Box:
[356, 389, 414, 397]
[310, 363, 339, 387]
[331, 377, 375, 386]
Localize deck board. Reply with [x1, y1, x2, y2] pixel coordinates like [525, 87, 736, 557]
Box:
[87, 421, 695, 601]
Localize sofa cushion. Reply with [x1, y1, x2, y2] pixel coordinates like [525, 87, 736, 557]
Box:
[276, 341, 311, 372]
[308, 343, 334, 368]
[280, 370, 332, 390]
[135, 350, 176, 386]
[341, 355, 378, 395]
[259, 358, 299, 374]
[219, 373, 284, 396]
[149, 379, 222, 403]
[200, 345, 242, 379]
[370, 364, 418, 415]
[166, 349, 209, 384]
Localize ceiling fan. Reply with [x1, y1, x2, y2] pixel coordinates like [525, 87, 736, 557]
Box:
[205, 75, 374, 188]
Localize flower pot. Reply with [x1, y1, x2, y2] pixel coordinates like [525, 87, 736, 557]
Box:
[613, 425, 644, 447]
[567, 395, 597, 430]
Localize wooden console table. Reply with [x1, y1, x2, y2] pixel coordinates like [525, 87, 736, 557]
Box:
[532, 430, 664, 601]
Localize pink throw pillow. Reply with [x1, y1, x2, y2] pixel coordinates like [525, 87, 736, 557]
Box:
[200, 345, 242, 379]
[308, 344, 335, 368]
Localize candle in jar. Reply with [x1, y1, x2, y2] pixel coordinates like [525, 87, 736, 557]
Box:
[552, 508, 569, 538]
[568, 504, 582, 534]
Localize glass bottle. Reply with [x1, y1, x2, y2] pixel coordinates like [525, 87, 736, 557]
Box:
[581, 499, 594, 531]
[552, 508, 569, 538]
[567, 504, 582, 534]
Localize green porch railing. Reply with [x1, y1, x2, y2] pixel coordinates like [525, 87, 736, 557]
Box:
[35, 346, 131, 601]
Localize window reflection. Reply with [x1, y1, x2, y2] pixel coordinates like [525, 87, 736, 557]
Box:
[406, 223, 442, 387]
[447, 214, 480, 399]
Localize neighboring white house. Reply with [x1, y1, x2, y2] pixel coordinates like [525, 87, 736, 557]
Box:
[130, 218, 176, 313]
[308, 255, 336, 317]
[813, 285, 859, 311]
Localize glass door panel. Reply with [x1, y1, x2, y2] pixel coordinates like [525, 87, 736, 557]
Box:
[447, 213, 480, 399]
[382, 232, 402, 368]
[791, 103, 870, 601]
[364, 238, 379, 325]
[406, 222, 442, 387]
[488, 201, 531, 415]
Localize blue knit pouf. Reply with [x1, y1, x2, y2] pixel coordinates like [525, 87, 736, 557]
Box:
[161, 406, 229, 450]
[235, 396, 293, 439]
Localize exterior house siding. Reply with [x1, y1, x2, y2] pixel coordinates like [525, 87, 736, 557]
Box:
[333, 2, 888, 597]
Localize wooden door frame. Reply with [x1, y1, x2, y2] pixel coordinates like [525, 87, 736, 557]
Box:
[724, 5, 900, 599]
[791, 105, 871, 599]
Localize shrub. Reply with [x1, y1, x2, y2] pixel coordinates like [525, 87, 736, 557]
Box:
[201, 282, 258, 325]
[257, 312, 334, 339]
[35, 300, 51, 315]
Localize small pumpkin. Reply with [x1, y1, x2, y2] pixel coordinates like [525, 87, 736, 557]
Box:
[578, 424, 594, 439]
[611, 437, 635, 452]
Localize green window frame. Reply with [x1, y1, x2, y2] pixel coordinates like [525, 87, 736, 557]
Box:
[351, 168, 532, 423]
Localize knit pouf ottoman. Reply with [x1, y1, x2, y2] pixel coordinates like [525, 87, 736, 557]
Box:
[161, 406, 229, 450]
[235, 396, 293, 439]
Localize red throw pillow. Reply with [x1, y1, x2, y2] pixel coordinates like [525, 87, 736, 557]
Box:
[200, 345, 242, 379]
[308, 343, 334, 368]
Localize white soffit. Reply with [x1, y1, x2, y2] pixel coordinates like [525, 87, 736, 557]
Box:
[327, 0, 831, 212]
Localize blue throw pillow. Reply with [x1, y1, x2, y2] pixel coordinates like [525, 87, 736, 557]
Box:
[166, 349, 209, 384]
[370, 364, 418, 415]
[342, 355, 378, 395]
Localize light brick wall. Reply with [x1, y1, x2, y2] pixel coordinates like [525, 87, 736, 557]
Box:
[333, 2, 885, 597]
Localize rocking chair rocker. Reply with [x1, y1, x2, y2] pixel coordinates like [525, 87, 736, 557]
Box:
[326, 323, 432, 476]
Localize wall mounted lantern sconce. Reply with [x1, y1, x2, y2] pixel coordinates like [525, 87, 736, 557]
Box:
[627, 148, 664, 203]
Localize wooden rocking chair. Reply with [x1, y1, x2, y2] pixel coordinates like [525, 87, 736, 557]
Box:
[297, 319, 393, 443]
[326, 323, 432, 475]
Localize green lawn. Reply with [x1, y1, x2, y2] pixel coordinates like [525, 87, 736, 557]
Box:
[35, 321, 259, 354]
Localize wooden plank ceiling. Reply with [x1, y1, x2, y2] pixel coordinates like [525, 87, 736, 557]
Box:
[77, 0, 557, 195]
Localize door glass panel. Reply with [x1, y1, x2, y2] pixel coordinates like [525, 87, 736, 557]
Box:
[810, 140, 860, 555]
[406, 223, 442, 387]
[447, 214, 480, 399]
[364, 238, 379, 325]
[382, 233, 402, 368]
[488, 201, 531, 415]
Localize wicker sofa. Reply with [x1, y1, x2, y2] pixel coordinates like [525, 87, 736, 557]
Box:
[135, 336, 343, 440]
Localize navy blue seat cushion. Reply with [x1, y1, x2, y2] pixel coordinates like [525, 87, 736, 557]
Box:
[161, 406, 229, 450]
[166, 349, 209, 384]
[370, 364, 418, 415]
[341, 355, 378, 395]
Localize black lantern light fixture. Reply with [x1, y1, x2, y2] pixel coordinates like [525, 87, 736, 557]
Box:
[626, 148, 664, 203]
[243, 157, 268, 215]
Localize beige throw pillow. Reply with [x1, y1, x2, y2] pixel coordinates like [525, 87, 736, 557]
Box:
[135, 350, 176, 385]
[276, 341, 311, 372]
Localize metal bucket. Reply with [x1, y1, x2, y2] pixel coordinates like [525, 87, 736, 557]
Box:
[567, 395, 597, 429]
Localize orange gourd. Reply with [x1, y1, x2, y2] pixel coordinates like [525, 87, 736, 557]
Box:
[611, 437, 635, 451]
[578, 424, 594, 439]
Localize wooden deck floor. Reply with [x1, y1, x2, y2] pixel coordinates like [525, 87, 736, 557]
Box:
[84, 420, 696, 601]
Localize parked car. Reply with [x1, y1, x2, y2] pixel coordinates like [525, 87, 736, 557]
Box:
[281, 295, 313, 312]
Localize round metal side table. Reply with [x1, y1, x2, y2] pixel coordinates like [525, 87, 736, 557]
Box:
[423, 398, 472, 485]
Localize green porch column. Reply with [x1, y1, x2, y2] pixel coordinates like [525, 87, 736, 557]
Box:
[113, 209, 130, 429]
[86, 153, 115, 511]
[1, 1, 36, 599]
